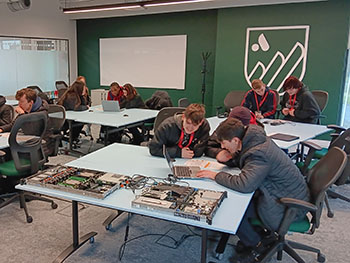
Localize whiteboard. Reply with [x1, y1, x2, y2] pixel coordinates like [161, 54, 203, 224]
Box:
[0, 37, 69, 96]
[100, 35, 187, 89]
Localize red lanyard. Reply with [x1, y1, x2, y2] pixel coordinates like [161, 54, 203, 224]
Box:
[254, 91, 268, 112]
[177, 128, 194, 149]
[289, 94, 297, 110]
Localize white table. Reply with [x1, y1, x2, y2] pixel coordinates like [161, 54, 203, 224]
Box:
[0, 133, 9, 149]
[5, 100, 18, 106]
[207, 116, 331, 150]
[17, 143, 252, 263]
[65, 107, 158, 148]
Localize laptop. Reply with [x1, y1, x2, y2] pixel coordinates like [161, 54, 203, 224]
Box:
[163, 145, 201, 179]
[101, 100, 123, 112]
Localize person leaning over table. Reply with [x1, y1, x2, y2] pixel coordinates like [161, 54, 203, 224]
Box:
[76, 75, 91, 106]
[107, 82, 125, 104]
[241, 79, 277, 119]
[149, 103, 210, 158]
[0, 96, 12, 126]
[280, 76, 320, 124]
[0, 88, 56, 156]
[119, 83, 146, 145]
[205, 106, 263, 166]
[197, 118, 310, 263]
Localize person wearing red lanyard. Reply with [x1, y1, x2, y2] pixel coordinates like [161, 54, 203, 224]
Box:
[107, 82, 125, 103]
[149, 103, 210, 158]
[280, 76, 320, 124]
[241, 79, 277, 119]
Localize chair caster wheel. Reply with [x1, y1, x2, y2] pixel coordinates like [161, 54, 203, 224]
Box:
[215, 253, 223, 260]
[327, 211, 334, 218]
[317, 253, 325, 262]
[89, 237, 95, 244]
[51, 203, 58, 209]
[105, 224, 111, 231]
[27, 216, 33, 223]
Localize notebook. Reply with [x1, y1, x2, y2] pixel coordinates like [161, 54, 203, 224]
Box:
[101, 100, 123, 112]
[269, 133, 300, 142]
[163, 145, 201, 179]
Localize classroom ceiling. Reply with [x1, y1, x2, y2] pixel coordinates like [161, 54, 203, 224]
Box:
[60, 0, 326, 20]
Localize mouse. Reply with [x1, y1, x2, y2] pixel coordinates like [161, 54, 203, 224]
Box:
[89, 109, 93, 112]
[123, 114, 129, 117]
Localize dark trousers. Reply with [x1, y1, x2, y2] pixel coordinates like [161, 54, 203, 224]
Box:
[236, 200, 262, 247]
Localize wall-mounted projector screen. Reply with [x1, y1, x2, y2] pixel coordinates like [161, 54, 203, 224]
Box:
[100, 35, 187, 89]
[0, 36, 69, 96]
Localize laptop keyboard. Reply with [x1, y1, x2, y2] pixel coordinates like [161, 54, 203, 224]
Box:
[175, 166, 192, 178]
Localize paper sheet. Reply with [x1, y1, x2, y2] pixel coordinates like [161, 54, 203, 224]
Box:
[184, 159, 226, 170]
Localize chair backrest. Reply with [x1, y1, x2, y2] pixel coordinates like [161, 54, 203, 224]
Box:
[47, 105, 66, 133]
[224, 90, 246, 111]
[55, 81, 68, 90]
[178, 98, 190, 108]
[27, 85, 50, 103]
[57, 88, 68, 99]
[311, 90, 329, 112]
[154, 107, 185, 131]
[307, 147, 347, 228]
[3, 104, 15, 123]
[9, 111, 47, 174]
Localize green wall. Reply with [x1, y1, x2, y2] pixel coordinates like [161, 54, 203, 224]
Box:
[77, 10, 217, 111]
[77, 0, 350, 123]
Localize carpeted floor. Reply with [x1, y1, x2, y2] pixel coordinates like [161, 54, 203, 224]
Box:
[1, 127, 350, 263]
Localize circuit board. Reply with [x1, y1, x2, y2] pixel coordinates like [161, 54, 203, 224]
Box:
[24, 166, 130, 199]
[131, 183, 227, 225]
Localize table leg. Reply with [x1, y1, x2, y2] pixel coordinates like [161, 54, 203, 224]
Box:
[201, 228, 208, 263]
[68, 120, 73, 151]
[53, 201, 97, 263]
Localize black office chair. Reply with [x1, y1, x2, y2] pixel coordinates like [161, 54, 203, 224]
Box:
[216, 90, 246, 117]
[55, 80, 68, 90]
[256, 146, 347, 263]
[311, 90, 328, 124]
[27, 85, 51, 104]
[178, 97, 190, 108]
[45, 104, 66, 157]
[0, 112, 58, 223]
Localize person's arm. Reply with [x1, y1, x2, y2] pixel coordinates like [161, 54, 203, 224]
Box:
[215, 154, 270, 193]
[192, 120, 210, 157]
[262, 91, 277, 118]
[0, 109, 12, 126]
[294, 92, 321, 121]
[149, 121, 181, 158]
[241, 90, 253, 110]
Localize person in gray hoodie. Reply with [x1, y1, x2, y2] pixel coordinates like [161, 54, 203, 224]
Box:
[0, 96, 13, 126]
[197, 118, 309, 262]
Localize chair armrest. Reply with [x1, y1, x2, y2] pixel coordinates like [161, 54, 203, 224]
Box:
[327, 124, 346, 133]
[0, 150, 6, 157]
[300, 140, 323, 151]
[280, 197, 317, 212]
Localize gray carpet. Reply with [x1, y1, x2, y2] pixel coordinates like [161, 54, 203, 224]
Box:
[1, 128, 350, 263]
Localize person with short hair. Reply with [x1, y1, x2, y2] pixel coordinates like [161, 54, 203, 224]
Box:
[149, 103, 210, 158]
[205, 106, 262, 164]
[280, 76, 320, 123]
[0, 96, 12, 126]
[107, 82, 124, 103]
[197, 118, 309, 262]
[241, 79, 277, 119]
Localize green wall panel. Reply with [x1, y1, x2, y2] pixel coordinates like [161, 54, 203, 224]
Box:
[77, 10, 217, 113]
[213, 0, 350, 124]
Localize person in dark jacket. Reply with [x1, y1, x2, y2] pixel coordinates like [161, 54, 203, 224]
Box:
[0, 96, 13, 126]
[120, 83, 145, 145]
[205, 106, 263, 165]
[58, 80, 89, 142]
[0, 88, 56, 157]
[197, 118, 310, 262]
[280, 76, 321, 124]
[145, 90, 173, 110]
[241, 79, 277, 119]
[149, 103, 210, 158]
[107, 82, 125, 103]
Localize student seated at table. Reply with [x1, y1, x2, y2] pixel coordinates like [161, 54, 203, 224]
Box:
[58, 80, 89, 143]
[120, 83, 145, 145]
[197, 118, 310, 263]
[107, 82, 125, 104]
[0, 88, 56, 156]
[205, 106, 263, 164]
[76, 76, 91, 107]
[149, 103, 210, 158]
[280, 76, 320, 124]
[241, 79, 277, 119]
[0, 96, 12, 126]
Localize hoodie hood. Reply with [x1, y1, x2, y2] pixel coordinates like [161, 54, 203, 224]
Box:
[0, 96, 6, 107]
[174, 112, 184, 130]
[30, 96, 43, 112]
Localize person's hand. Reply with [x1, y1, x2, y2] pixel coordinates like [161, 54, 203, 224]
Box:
[216, 150, 232, 163]
[196, 170, 218, 180]
[0, 128, 3, 133]
[15, 106, 25, 114]
[255, 111, 263, 119]
[282, 108, 289, 116]
[181, 147, 194, 159]
[289, 108, 295, 116]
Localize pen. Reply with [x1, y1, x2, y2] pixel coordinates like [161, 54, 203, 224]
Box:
[204, 162, 210, 168]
